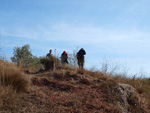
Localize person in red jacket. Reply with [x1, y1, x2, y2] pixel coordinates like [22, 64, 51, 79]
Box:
[61, 51, 68, 64]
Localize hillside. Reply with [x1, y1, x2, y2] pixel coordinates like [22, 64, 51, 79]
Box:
[0, 61, 150, 113]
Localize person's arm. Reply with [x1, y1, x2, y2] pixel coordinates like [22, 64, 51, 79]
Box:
[46, 54, 48, 58]
[84, 50, 86, 55]
[67, 54, 68, 58]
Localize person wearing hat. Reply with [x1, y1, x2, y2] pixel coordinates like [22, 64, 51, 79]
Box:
[61, 51, 68, 64]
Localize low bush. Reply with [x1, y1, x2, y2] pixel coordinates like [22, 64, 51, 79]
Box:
[0, 60, 29, 112]
[40, 56, 60, 71]
[0, 61, 28, 92]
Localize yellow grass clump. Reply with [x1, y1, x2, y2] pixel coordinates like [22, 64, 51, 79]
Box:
[0, 60, 29, 112]
[0, 60, 28, 92]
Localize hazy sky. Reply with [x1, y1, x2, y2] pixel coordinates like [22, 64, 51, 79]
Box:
[0, 0, 150, 77]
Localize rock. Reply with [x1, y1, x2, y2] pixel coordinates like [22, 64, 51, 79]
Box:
[117, 83, 147, 113]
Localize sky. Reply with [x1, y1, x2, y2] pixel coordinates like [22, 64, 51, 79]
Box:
[0, 0, 150, 77]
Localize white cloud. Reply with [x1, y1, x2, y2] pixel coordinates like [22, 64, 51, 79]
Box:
[1, 23, 150, 47]
[2, 29, 38, 40]
[1, 22, 150, 60]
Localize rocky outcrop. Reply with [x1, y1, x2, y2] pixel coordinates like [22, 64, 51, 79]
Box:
[117, 83, 147, 113]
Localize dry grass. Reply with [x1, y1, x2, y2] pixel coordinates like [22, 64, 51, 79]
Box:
[31, 72, 121, 113]
[76, 68, 150, 112]
[80, 77, 91, 85]
[111, 74, 150, 109]
[0, 61, 28, 92]
[0, 58, 150, 112]
[95, 61, 150, 110]
[0, 86, 19, 112]
[0, 60, 29, 112]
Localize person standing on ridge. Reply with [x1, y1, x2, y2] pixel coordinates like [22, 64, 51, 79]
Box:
[76, 48, 86, 69]
[45, 49, 54, 70]
[46, 49, 53, 58]
[61, 51, 68, 64]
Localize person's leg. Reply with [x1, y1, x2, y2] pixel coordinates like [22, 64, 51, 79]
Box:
[65, 59, 68, 64]
[81, 57, 84, 69]
[78, 59, 81, 69]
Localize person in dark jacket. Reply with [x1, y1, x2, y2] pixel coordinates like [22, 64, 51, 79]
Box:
[45, 49, 54, 70]
[46, 49, 53, 58]
[61, 51, 68, 64]
[76, 48, 86, 69]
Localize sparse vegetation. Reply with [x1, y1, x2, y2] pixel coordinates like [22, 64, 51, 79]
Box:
[0, 60, 28, 92]
[11, 44, 33, 68]
[112, 75, 150, 108]
[80, 77, 91, 85]
[1, 57, 150, 112]
[0, 60, 29, 112]
[1, 44, 150, 112]
[39, 56, 60, 71]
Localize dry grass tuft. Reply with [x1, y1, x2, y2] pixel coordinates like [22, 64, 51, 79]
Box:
[0, 86, 20, 112]
[0, 60, 29, 112]
[0, 61, 28, 92]
[80, 77, 91, 85]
